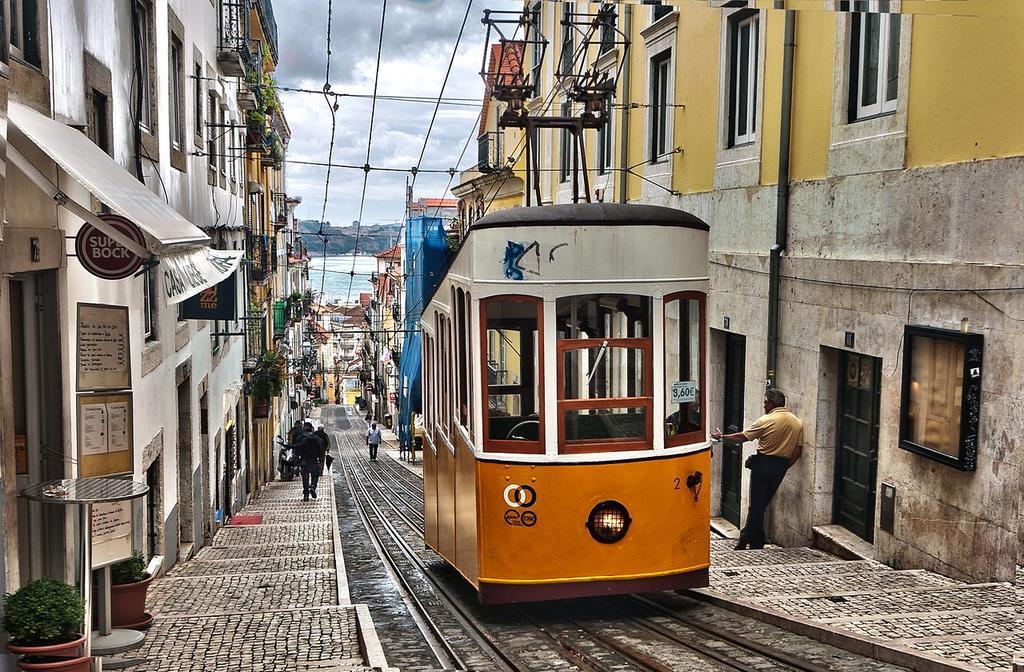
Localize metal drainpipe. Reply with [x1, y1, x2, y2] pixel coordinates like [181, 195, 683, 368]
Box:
[766, 9, 796, 389]
[617, 4, 632, 204]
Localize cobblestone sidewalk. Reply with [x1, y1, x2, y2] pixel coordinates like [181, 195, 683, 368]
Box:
[699, 538, 1020, 672]
[128, 479, 379, 672]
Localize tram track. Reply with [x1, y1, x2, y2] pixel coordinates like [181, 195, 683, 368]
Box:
[335, 409, 893, 672]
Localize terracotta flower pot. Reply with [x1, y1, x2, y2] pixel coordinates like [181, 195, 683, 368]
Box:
[110, 574, 154, 629]
[7, 634, 86, 660]
[15, 656, 92, 672]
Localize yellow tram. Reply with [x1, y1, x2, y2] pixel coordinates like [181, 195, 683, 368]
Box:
[420, 203, 710, 603]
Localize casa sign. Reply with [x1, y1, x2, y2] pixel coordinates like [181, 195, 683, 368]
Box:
[75, 214, 146, 280]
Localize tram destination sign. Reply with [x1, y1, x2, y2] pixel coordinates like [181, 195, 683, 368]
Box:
[75, 214, 146, 280]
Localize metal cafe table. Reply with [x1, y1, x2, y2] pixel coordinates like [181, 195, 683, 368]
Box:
[21, 478, 150, 668]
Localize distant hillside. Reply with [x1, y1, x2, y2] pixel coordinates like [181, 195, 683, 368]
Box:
[298, 220, 402, 256]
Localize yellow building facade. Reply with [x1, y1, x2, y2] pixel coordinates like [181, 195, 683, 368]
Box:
[491, 0, 1023, 583]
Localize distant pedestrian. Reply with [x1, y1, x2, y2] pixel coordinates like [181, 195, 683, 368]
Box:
[288, 420, 304, 446]
[366, 422, 382, 461]
[411, 410, 424, 463]
[712, 388, 803, 550]
[314, 424, 333, 472]
[297, 421, 327, 501]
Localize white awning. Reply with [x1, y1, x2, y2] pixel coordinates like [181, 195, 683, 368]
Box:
[161, 246, 245, 305]
[9, 101, 210, 252]
[9, 102, 245, 305]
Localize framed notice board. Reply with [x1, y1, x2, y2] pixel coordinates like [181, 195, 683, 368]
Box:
[77, 393, 134, 477]
[76, 303, 131, 392]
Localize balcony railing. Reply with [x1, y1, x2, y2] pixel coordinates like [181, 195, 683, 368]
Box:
[218, 0, 253, 78]
[272, 191, 289, 228]
[478, 131, 504, 173]
[247, 233, 270, 282]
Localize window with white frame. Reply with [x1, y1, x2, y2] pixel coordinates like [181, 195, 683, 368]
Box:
[848, 4, 901, 121]
[560, 101, 572, 182]
[649, 50, 670, 162]
[134, 1, 154, 130]
[597, 104, 613, 174]
[170, 37, 185, 151]
[599, 3, 616, 53]
[560, 2, 574, 75]
[530, 2, 542, 96]
[728, 11, 758, 147]
[143, 268, 158, 342]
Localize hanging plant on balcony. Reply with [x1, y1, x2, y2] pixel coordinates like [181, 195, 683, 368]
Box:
[246, 110, 267, 148]
[250, 350, 285, 417]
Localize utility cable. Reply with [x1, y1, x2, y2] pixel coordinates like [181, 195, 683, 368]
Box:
[344, 0, 389, 306]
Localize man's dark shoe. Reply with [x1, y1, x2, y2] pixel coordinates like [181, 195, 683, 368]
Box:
[303, 494, 309, 502]
[734, 534, 750, 550]
[311, 490, 317, 499]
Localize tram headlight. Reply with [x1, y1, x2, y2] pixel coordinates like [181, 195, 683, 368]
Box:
[586, 500, 631, 544]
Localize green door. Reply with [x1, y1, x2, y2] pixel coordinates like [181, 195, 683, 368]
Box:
[720, 334, 745, 527]
[833, 352, 881, 542]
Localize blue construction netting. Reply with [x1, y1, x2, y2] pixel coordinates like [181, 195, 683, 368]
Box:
[397, 215, 450, 448]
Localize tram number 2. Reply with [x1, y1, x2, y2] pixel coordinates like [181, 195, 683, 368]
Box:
[673, 477, 680, 490]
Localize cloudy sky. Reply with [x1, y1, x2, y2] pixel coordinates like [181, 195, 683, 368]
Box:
[275, 0, 521, 228]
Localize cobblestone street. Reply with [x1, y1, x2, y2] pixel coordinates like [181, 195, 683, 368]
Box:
[701, 539, 1021, 672]
[129, 478, 379, 672]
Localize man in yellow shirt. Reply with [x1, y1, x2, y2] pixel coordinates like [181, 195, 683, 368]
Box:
[712, 388, 803, 550]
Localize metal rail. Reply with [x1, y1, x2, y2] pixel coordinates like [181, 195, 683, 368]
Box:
[339, 435, 526, 672]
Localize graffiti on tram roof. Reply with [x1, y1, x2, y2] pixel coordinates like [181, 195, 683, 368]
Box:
[502, 240, 569, 280]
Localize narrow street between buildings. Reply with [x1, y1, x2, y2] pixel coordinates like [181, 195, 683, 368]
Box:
[127, 444, 382, 672]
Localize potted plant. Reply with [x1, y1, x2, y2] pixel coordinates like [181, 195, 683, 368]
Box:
[4, 578, 90, 671]
[109, 552, 154, 630]
[251, 350, 285, 418]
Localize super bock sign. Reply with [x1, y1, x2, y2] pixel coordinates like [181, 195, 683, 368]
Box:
[75, 214, 146, 280]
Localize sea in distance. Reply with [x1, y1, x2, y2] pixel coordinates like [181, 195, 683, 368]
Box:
[308, 255, 377, 305]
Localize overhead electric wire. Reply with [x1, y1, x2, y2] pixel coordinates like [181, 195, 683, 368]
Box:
[276, 85, 481, 107]
[344, 0, 389, 305]
[317, 0, 339, 316]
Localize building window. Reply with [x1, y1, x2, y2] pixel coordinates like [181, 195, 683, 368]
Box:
[599, 3, 616, 54]
[650, 50, 670, 162]
[728, 11, 758, 147]
[482, 297, 542, 453]
[556, 294, 652, 453]
[8, 0, 40, 68]
[560, 2, 574, 75]
[193, 63, 204, 137]
[134, 1, 154, 130]
[219, 104, 228, 181]
[899, 326, 983, 472]
[597, 105, 613, 174]
[530, 2, 542, 97]
[652, 4, 673, 21]
[143, 268, 158, 342]
[849, 6, 900, 121]
[170, 37, 185, 151]
[207, 92, 218, 184]
[664, 293, 705, 447]
[87, 89, 110, 154]
[559, 101, 572, 182]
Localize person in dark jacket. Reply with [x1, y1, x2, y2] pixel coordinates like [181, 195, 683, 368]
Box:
[288, 420, 304, 445]
[297, 422, 326, 501]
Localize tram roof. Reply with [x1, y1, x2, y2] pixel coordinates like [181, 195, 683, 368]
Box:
[469, 203, 710, 232]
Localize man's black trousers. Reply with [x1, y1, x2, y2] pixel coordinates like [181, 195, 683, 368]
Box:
[742, 454, 790, 549]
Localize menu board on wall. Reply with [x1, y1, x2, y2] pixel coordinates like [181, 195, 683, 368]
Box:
[91, 500, 133, 569]
[76, 304, 131, 392]
[77, 393, 133, 477]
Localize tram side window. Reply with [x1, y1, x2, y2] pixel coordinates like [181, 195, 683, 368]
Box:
[665, 293, 705, 446]
[423, 332, 434, 439]
[455, 287, 470, 429]
[556, 295, 652, 452]
[483, 297, 543, 452]
[440, 315, 450, 437]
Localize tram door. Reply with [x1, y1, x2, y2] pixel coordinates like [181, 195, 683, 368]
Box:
[720, 334, 745, 527]
[833, 352, 881, 542]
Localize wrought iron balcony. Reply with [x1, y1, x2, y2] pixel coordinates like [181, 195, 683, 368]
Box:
[217, 0, 254, 78]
